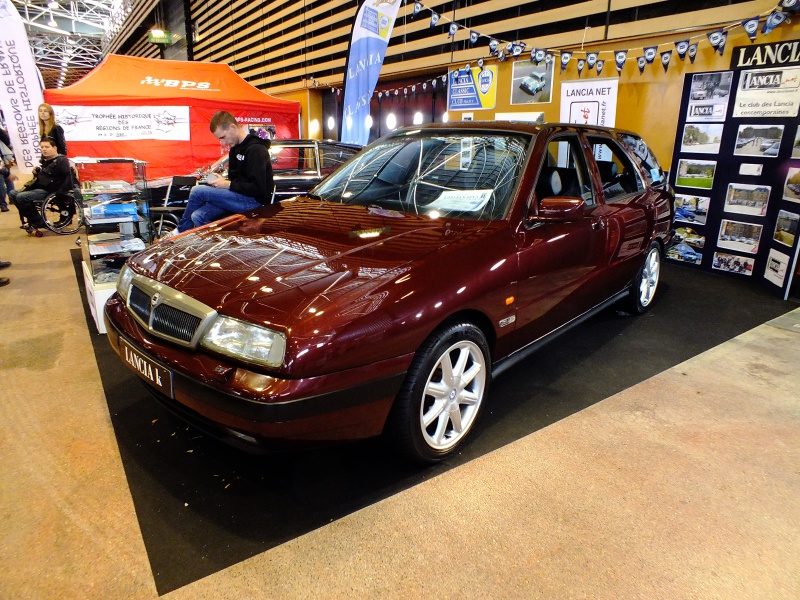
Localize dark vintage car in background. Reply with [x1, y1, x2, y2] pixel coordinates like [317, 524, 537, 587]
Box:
[106, 122, 675, 463]
[149, 139, 362, 235]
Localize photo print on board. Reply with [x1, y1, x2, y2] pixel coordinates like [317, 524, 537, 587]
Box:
[773, 210, 798, 247]
[676, 159, 716, 189]
[675, 193, 710, 225]
[733, 124, 784, 158]
[712, 252, 754, 276]
[686, 71, 733, 122]
[717, 218, 763, 254]
[681, 123, 724, 154]
[724, 183, 771, 216]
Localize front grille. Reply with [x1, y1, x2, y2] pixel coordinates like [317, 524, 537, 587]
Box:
[152, 303, 202, 342]
[129, 285, 152, 322]
[125, 277, 216, 348]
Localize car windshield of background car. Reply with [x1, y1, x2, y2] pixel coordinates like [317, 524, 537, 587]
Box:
[313, 133, 529, 221]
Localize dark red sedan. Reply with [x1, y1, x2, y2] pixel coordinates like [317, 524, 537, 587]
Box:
[105, 122, 674, 462]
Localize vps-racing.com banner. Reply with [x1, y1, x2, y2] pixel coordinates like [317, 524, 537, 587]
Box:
[341, 0, 401, 146]
[0, 0, 45, 173]
[53, 106, 191, 141]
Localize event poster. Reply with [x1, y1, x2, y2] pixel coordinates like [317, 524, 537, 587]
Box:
[732, 67, 800, 118]
[510, 60, 554, 104]
[559, 79, 618, 126]
[448, 66, 497, 111]
[685, 72, 732, 122]
[53, 105, 191, 141]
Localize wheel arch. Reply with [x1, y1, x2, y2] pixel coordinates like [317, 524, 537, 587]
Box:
[432, 309, 497, 363]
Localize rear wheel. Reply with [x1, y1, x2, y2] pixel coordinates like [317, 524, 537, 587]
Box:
[387, 322, 490, 463]
[41, 193, 83, 235]
[628, 241, 661, 314]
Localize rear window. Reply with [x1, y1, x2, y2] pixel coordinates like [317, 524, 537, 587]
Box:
[619, 133, 666, 187]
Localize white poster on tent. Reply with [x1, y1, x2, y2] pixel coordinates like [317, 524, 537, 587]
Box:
[53, 105, 191, 141]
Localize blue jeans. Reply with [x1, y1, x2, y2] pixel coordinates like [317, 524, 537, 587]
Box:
[177, 185, 262, 232]
[0, 173, 14, 210]
[9, 187, 48, 226]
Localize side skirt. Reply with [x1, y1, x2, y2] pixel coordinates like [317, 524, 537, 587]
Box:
[492, 288, 631, 378]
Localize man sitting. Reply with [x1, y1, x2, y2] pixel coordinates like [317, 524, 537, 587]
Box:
[9, 137, 72, 229]
[174, 111, 274, 234]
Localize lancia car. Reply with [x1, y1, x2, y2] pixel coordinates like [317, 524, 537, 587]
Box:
[105, 122, 674, 463]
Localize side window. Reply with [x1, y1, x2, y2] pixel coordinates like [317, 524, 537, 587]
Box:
[588, 136, 644, 203]
[319, 143, 359, 173]
[619, 133, 665, 187]
[535, 136, 595, 207]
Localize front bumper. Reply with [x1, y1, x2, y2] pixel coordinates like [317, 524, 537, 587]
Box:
[104, 295, 410, 447]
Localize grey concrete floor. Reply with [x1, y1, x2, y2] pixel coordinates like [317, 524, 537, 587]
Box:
[0, 210, 798, 599]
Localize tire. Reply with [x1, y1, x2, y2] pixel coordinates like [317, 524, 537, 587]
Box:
[628, 241, 661, 314]
[153, 214, 179, 239]
[387, 322, 490, 463]
[41, 193, 83, 235]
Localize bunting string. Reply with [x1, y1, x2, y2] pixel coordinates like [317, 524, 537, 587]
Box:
[312, 0, 798, 95]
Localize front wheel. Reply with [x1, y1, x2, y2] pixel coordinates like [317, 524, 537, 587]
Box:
[387, 322, 490, 463]
[628, 241, 661, 314]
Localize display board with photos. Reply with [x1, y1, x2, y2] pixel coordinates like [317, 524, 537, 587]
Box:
[668, 57, 800, 298]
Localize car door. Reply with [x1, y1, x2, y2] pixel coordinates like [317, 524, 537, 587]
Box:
[586, 133, 656, 292]
[510, 133, 611, 347]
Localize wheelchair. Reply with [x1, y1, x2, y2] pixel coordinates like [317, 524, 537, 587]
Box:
[19, 166, 85, 237]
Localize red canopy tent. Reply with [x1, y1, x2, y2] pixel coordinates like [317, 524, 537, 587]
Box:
[43, 55, 300, 179]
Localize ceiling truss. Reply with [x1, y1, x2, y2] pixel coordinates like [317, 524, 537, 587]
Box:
[10, 0, 134, 89]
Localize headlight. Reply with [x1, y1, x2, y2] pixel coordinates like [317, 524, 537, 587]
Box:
[117, 264, 135, 301]
[200, 316, 286, 368]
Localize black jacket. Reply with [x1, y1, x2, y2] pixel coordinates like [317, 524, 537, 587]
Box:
[28, 155, 72, 195]
[44, 124, 68, 157]
[227, 133, 274, 204]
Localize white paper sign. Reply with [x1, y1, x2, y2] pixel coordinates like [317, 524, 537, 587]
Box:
[733, 67, 800, 118]
[429, 190, 493, 212]
[764, 248, 790, 287]
[53, 105, 191, 141]
[560, 79, 618, 127]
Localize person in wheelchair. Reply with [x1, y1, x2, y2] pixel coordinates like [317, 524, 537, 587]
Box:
[9, 137, 72, 230]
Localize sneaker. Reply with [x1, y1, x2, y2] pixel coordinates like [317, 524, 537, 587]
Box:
[0, 277, 8, 287]
[0, 261, 10, 270]
[1, 207, 9, 212]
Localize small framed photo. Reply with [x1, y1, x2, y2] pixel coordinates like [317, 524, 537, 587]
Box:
[676, 159, 716, 190]
[773, 210, 798, 247]
[733, 124, 784, 158]
[675, 194, 710, 225]
[712, 252, 754, 276]
[717, 219, 762, 254]
[723, 183, 771, 217]
[783, 167, 800, 203]
[681, 123, 723, 154]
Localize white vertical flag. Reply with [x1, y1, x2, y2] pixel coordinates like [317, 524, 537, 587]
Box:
[0, 0, 45, 174]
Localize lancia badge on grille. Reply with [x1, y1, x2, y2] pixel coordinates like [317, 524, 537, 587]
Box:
[151, 292, 161, 306]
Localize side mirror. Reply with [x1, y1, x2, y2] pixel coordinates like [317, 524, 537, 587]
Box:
[535, 196, 586, 222]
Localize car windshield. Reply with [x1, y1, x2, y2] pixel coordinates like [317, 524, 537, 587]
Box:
[313, 131, 530, 221]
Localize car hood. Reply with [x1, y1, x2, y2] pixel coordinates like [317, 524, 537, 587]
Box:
[129, 198, 492, 329]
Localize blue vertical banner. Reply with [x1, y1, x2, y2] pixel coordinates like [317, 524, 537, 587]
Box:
[341, 0, 402, 145]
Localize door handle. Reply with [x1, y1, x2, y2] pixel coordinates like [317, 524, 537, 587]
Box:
[592, 218, 605, 230]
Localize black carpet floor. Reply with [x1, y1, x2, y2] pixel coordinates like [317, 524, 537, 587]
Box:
[71, 249, 794, 594]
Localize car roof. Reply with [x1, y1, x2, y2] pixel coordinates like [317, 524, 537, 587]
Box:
[271, 139, 362, 149]
[391, 121, 644, 139]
